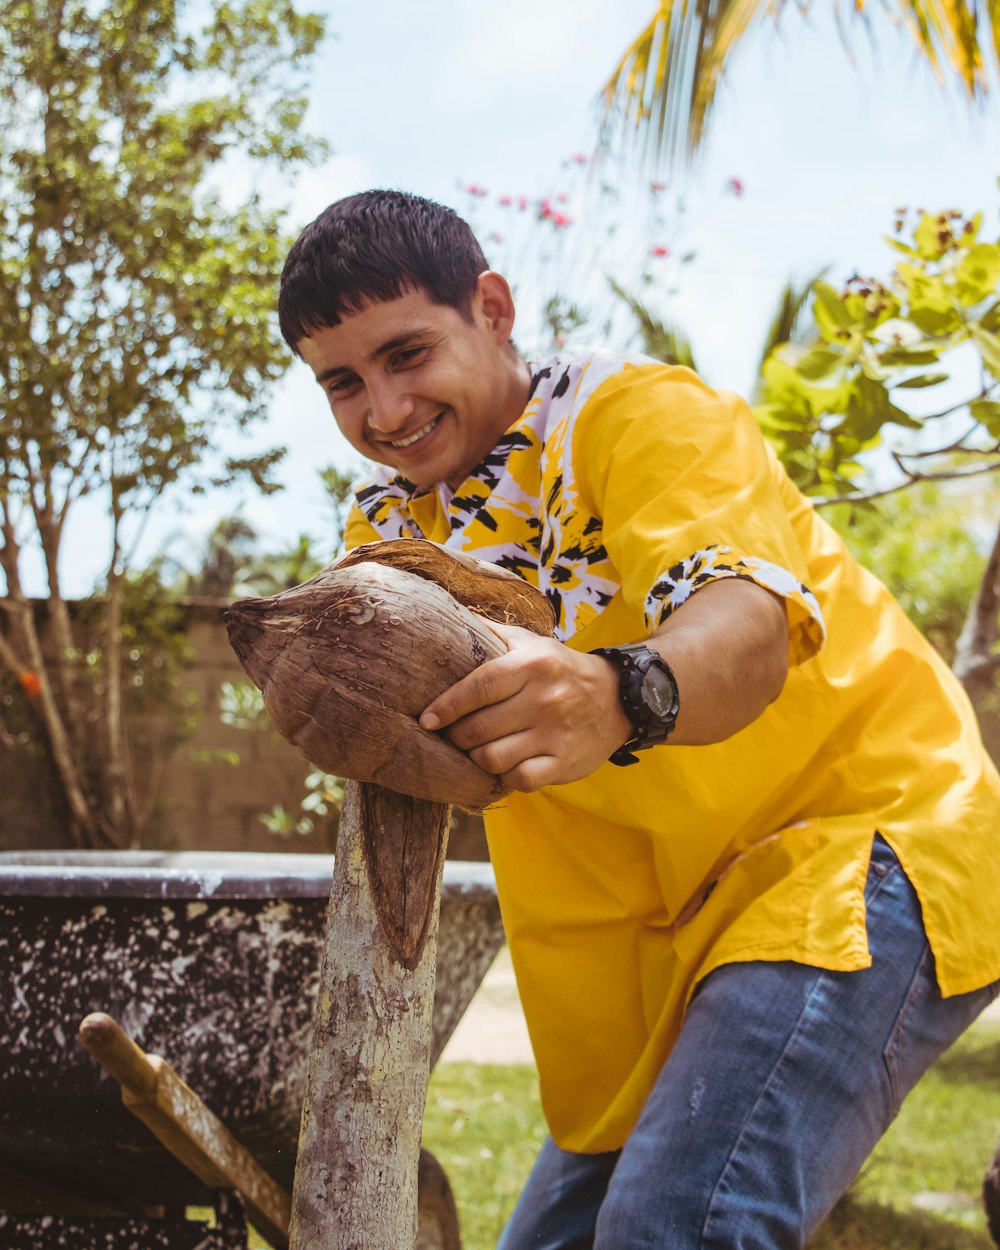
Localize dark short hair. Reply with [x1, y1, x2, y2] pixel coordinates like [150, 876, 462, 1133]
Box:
[278, 190, 489, 352]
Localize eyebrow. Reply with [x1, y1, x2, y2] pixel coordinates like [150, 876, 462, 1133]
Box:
[314, 327, 434, 385]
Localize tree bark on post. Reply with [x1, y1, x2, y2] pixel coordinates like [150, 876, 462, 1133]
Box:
[289, 779, 450, 1249]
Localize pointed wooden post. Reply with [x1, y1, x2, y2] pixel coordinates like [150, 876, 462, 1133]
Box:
[289, 780, 451, 1249]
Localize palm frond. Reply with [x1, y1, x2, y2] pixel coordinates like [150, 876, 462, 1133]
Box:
[761, 268, 829, 356]
[749, 268, 829, 402]
[600, 0, 996, 169]
[609, 277, 699, 371]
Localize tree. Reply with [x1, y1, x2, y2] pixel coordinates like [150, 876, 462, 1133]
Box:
[601, 0, 999, 168]
[754, 205, 1000, 707]
[0, 0, 325, 848]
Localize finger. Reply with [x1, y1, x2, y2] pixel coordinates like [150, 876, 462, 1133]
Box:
[499, 753, 561, 794]
[420, 652, 525, 731]
[465, 728, 538, 775]
[481, 618, 541, 647]
[442, 700, 534, 752]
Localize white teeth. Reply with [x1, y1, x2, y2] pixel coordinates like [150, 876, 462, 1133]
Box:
[391, 417, 438, 449]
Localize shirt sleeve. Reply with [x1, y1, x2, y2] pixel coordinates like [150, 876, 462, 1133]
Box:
[344, 502, 381, 551]
[571, 362, 825, 666]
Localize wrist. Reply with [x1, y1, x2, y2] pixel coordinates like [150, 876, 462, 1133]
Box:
[589, 643, 681, 766]
[589, 651, 635, 757]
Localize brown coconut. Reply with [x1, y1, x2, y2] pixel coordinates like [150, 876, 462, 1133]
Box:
[225, 539, 554, 809]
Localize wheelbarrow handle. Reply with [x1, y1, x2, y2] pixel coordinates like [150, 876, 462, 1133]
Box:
[79, 1012, 291, 1250]
[78, 1012, 158, 1098]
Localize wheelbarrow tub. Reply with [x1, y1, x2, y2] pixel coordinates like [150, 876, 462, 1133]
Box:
[0, 851, 504, 1214]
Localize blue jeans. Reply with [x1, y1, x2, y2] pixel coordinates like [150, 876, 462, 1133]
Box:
[498, 835, 998, 1250]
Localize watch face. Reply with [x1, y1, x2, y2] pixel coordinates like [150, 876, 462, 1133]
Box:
[641, 665, 678, 722]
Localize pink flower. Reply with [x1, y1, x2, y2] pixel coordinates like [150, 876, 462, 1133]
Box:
[490, 232, 504, 243]
[466, 183, 488, 197]
[552, 212, 572, 228]
[518, 195, 530, 211]
[498, 195, 513, 207]
[539, 197, 554, 220]
[650, 244, 670, 258]
[726, 177, 745, 197]
[650, 181, 667, 192]
[557, 193, 569, 204]
[571, 152, 589, 164]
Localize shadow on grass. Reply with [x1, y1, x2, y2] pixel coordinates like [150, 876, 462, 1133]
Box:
[809, 1194, 996, 1250]
[933, 1035, 1000, 1094]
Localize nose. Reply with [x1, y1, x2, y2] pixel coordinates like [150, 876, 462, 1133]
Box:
[366, 377, 415, 436]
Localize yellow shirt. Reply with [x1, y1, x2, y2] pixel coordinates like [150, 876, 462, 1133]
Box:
[346, 353, 1000, 1152]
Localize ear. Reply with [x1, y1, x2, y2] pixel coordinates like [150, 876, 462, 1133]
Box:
[473, 270, 516, 343]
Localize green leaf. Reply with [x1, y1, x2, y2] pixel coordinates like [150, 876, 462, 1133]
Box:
[912, 211, 953, 261]
[883, 237, 919, 259]
[840, 374, 920, 442]
[955, 243, 1000, 307]
[893, 373, 950, 389]
[812, 282, 855, 342]
[789, 346, 842, 381]
[760, 353, 850, 418]
[876, 345, 942, 367]
[908, 303, 962, 336]
[970, 325, 1000, 381]
[970, 398, 1000, 438]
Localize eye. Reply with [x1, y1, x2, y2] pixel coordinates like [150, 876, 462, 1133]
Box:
[325, 373, 360, 399]
[393, 345, 429, 369]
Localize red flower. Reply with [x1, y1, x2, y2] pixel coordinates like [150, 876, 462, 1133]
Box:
[650, 244, 670, 258]
[465, 183, 488, 197]
[498, 194, 513, 207]
[19, 670, 42, 698]
[726, 177, 745, 197]
[552, 212, 572, 228]
[539, 197, 554, 220]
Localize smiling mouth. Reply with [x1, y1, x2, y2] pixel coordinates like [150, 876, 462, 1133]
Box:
[388, 415, 441, 450]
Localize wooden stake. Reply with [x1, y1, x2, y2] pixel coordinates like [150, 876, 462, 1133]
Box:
[289, 779, 451, 1249]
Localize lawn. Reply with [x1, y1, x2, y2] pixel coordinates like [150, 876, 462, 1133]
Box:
[421, 1019, 1000, 1250]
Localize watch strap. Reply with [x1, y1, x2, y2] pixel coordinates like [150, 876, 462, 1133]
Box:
[591, 643, 680, 767]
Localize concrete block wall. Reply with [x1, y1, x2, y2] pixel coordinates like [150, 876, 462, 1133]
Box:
[0, 597, 488, 859]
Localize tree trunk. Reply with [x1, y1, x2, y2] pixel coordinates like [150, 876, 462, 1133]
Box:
[0, 594, 99, 848]
[985, 1134, 1000, 1247]
[954, 514, 1000, 704]
[289, 780, 450, 1250]
[102, 564, 138, 844]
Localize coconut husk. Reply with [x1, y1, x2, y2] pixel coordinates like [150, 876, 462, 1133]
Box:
[225, 539, 555, 810]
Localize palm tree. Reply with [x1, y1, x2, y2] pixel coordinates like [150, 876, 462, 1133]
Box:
[601, 0, 998, 168]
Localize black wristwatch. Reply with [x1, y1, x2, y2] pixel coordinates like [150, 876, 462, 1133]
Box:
[590, 643, 680, 766]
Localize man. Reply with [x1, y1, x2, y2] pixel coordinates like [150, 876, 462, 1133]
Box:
[278, 189, 1000, 1249]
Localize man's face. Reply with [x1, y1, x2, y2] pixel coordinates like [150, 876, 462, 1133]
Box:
[297, 275, 527, 491]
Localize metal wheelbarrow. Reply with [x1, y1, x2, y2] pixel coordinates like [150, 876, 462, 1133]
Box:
[0, 850, 505, 1248]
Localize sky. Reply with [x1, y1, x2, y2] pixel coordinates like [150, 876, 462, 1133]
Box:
[34, 0, 1000, 595]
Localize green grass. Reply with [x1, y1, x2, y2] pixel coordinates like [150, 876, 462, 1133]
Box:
[421, 1020, 1000, 1250]
[422, 1062, 547, 1250]
[238, 1019, 1000, 1248]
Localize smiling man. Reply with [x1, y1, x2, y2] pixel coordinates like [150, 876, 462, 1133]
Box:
[278, 190, 1000, 1250]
